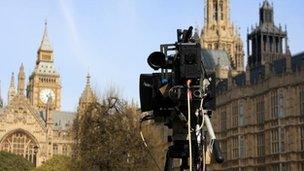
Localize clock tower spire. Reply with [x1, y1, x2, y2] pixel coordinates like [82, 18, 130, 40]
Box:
[37, 21, 54, 64]
[27, 22, 61, 110]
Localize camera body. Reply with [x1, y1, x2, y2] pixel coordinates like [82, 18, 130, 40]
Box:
[139, 28, 215, 120]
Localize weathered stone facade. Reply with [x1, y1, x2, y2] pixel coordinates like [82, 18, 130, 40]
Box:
[209, 1, 304, 171]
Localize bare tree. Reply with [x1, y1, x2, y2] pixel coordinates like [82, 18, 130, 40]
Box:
[72, 89, 157, 171]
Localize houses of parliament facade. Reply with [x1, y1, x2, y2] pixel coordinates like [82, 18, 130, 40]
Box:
[201, 0, 304, 171]
[0, 23, 95, 166]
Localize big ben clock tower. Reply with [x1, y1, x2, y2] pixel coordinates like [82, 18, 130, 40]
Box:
[27, 22, 61, 110]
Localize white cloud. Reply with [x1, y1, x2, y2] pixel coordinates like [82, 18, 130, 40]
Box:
[58, 0, 91, 69]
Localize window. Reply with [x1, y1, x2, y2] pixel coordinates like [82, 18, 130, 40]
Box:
[275, 38, 279, 53]
[272, 165, 280, 171]
[62, 145, 68, 155]
[301, 126, 304, 151]
[219, 0, 224, 20]
[278, 90, 284, 117]
[279, 128, 285, 152]
[300, 88, 304, 116]
[222, 43, 226, 50]
[221, 111, 227, 131]
[213, 0, 218, 21]
[239, 102, 245, 126]
[263, 36, 267, 51]
[257, 97, 265, 125]
[53, 144, 58, 154]
[232, 102, 238, 127]
[282, 163, 290, 171]
[221, 140, 227, 160]
[232, 136, 239, 159]
[270, 37, 273, 52]
[257, 133, 265, 157]
[256, 166, 266, 171]
[271, 129, 279, 154]
[271, 91, 279, 119]
[239, 135, 245, 158]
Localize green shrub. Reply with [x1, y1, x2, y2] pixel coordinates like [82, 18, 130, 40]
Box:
[0, 151, 34, 171]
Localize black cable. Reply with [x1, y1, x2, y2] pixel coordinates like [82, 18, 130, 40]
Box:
[201, 61, 211, 84]
[139, 121, 162, 171]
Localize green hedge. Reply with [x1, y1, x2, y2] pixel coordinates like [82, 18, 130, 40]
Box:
[0, 151, 34, 171]
[33, 155, 78, 171]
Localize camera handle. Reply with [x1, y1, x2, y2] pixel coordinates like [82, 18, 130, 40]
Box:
[201, 112, 224, 164]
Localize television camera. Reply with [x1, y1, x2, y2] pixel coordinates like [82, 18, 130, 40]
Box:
[139, 26, 224, 171]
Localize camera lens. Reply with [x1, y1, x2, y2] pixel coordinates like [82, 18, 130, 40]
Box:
[193, 89, 202, 98]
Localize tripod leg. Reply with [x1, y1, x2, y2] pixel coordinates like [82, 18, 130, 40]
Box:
[180, 157, 189, 171]
[164, 150, 173, 171]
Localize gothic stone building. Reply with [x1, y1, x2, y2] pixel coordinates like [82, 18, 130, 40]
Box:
[209, 1, 304, 171]
[0, 23, 94, 166]
[201, 0, 244, 75]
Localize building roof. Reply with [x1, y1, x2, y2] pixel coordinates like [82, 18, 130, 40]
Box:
[201, 49, 231, 73]
[52, 111, 75, 131]
[292, 52, 304, 72]
[33, 61, 59, 76]
[251, 24, 284, 35]
[39, 22, 53, 52]
[40, 110, 75, 131]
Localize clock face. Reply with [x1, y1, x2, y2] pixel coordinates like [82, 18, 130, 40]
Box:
[39, 88, 55, 104]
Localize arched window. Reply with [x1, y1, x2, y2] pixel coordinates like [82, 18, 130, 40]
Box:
[0, 130, 38, 164]
[208, 44, 212, 49]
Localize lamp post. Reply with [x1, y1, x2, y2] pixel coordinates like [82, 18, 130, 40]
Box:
[34, 146, 39, 167]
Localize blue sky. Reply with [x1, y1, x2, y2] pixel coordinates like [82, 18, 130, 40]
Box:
[0, 0, 303, 111]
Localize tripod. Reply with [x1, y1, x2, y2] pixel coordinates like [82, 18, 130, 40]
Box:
[164, 83, 224, 171]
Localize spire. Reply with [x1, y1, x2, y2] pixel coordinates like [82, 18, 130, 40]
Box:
[39, 21, 53, 52]
[262, 0, 271, 9]
[8, 72, 17, 104]
[18, 63, 25, 95]
[0, 80, 3, 108]
[192, 26, 200, 43]
[10, 72, 15, 88]
[86, 73, 91, 86]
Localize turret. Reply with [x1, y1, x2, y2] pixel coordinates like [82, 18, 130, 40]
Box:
[259, 0, 274, 25]
[0, 81, 3, 108]
[78, 73, 96, 114]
